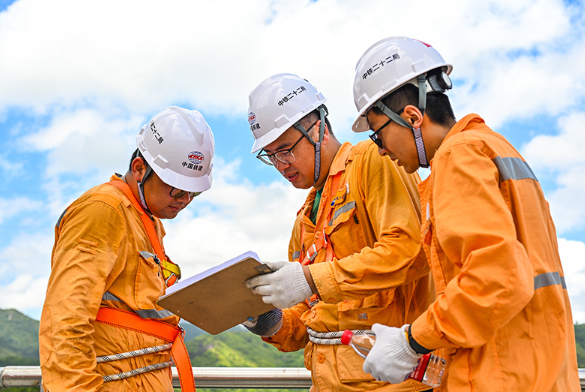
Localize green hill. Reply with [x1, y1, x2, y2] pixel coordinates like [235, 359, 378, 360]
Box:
[0, 309, 40, 366]
[187, 328, 304, 368]
[575, 323, 585, 367]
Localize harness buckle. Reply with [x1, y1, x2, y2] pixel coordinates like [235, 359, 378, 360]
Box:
[306, 244, 318, 262]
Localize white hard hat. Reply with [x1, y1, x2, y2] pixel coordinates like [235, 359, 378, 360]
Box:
[137, 106, 214, 192]
[248, 73, 326, 153]
[352, 36, 453, 133]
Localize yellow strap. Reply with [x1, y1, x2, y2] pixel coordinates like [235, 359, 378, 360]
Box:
[161, 260, 181, 277]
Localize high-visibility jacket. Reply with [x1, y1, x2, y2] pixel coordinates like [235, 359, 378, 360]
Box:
[263, 141, 434, 392]
[39, 175, 182, 392]
[410, 114, 580, 391]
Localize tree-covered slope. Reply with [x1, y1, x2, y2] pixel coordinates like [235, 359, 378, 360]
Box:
[575, 323, 585, 367]
[187, 329, 305, 368]
[0, 308, 40, 365]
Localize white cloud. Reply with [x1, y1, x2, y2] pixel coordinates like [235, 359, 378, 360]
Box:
[558, 238, 585, 323]
[0, 154, 24, 177]
[0, 197, 42, 224]
[0, 231, 52, 318]
[0, 275, 48, 314]
[522, 112, 585, 234]
[0, 0, 583, 134]
[0, 231, 53, 280]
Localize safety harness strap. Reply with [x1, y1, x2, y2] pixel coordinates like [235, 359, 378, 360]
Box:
[96, 307, 196, 392]
[299, 170, 342, 267]
[108, 179, 181, 286]
[307, 327, 373, 345]
[298, 145, 355, 306]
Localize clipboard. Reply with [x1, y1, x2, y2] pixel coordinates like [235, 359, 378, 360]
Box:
[157, 251, 275, 335]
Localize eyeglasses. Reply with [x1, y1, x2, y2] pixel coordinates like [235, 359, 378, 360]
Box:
[169, 188, 202, 199]
[256, 121, 318, 166]
[368, 107, 405, 149]
[369, 118, 392, 149]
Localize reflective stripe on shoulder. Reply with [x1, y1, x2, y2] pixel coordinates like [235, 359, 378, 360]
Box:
[534, 271, 567, 290]
[493, 156, 538, 182]
[140, 251, 157, 259]
[328, 201, 356, 226]
[56, 208, 68, 228]
[292, 251, 301, 261]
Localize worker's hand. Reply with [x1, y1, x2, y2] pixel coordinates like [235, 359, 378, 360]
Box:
[245, 261, 312, 309]
[363, 324, 422, 383]
[242, 309, 283, 337]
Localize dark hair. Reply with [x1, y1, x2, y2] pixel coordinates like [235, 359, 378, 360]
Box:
[300, 107, 334, 136]
[373, 83, 455, 127]
[129, 148, 149, 172]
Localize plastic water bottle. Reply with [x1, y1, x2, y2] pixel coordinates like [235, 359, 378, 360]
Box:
[341, 329, 446, 387]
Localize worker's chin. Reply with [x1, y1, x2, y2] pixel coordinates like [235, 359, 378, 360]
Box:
[154, 208, 182, 220]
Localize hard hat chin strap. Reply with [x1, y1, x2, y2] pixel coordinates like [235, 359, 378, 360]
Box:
[373, 74, 430, 168]
[137, 165, 153, 214]
[293, 105, 328, 187]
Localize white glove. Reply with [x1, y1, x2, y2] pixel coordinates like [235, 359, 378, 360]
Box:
[245, 261, 313, 309]
[363, 324, 422, 384]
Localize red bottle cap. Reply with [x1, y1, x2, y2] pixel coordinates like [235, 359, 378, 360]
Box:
[341, 329, 354, 345]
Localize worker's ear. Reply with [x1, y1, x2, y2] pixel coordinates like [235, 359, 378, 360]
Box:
[321, 121, 331, 145]
[311, 120, 331, 145]
[130, 157, 147, 181]
[403, 105, 424, 129]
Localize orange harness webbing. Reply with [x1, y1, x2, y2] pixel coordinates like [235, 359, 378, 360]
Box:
[96, 307, 195, 392]
[299, 170, 342, 267]
[108, 179, 180, 286]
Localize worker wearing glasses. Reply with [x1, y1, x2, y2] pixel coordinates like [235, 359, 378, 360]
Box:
[243, 73, 434, 392]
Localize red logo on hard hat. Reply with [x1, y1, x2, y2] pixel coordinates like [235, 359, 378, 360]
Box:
[415, 39, 432, 47]
[188, 151, 205, 165]
[248, 112, 256, 125]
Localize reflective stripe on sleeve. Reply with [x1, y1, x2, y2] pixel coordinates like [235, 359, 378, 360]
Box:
[292, 251, 301, 261]
[102, 292, 175, 319]
[136, 308, 175, 319]
[534, 271, 567, 290]
[493, 156, 538, 182]
[102, 291, 123, 302]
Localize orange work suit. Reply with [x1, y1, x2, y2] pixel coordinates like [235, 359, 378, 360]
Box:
[39, 175, 179, 392]
[410, 114, 580, 391]
[263, 141, 434, 392]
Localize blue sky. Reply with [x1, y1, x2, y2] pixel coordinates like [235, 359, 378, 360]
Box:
[1, 0, 584, 323]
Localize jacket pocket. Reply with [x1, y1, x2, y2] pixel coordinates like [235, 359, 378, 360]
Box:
[338, 290, 398, 329]
[326, 201, 357, 233]
[326, 200, 366, 255]
[336, 344, 374, 382]
[304, 341, 314, 371]
[135, 251, 166, 310]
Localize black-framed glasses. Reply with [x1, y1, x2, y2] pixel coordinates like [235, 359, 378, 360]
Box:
[256, 119, 318, 166]
[369, 118, 392, 149]
[169, 188, 202, 199]
[256, 134, 304, 166]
